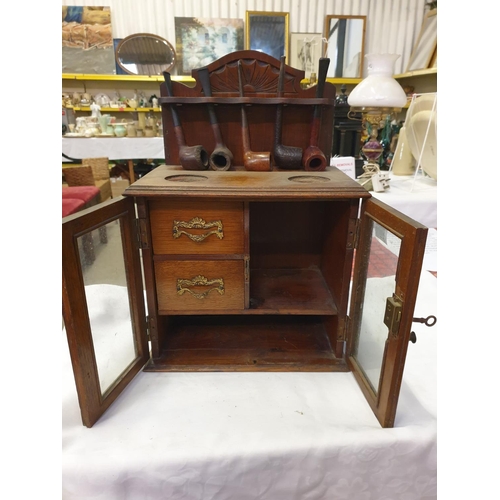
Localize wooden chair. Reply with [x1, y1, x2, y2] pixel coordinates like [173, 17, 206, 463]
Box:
[62, 185, 107, 264]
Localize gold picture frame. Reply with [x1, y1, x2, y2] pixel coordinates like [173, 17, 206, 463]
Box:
[324, 15, 366, 78]
[245, 11, 289, 62]
[406, 9, 437, 72]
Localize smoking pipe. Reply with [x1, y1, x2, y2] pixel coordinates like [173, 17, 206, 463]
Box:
[302, 57, 330, 172]
[163, 72, 209, 171]
[198, 67, 233, 171]
[273, 56, 303, 170]
[237, 61, 271, 171]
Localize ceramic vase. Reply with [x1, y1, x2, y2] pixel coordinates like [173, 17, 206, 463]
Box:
[98, 114, 111, 135]
[391, 126, 415, 175]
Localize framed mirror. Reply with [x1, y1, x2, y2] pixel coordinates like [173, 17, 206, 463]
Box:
[245, 11, 289, 62]
[324, 15, 366, 78]
[406, 9, 437, 72]
[115, 33, 176, 75]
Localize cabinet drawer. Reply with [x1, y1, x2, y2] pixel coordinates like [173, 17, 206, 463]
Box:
[149, 200, 245, 255]
[155, 260, 245, 312]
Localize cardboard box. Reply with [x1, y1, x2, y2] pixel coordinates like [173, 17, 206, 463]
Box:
[111, 178, 130, 198]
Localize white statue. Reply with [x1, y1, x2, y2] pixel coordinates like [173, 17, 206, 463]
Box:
[90, 102, 101, 119]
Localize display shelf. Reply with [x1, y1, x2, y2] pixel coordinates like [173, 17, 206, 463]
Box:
[68, 106, 161, 113]
[394, 68, 437, 80]
[62, 73, 195, 83]
[62, 74, 361, 85]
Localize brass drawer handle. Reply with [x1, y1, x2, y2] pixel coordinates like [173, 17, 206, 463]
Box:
[172, 217, 224, 242]
[177, 275, 225, 299]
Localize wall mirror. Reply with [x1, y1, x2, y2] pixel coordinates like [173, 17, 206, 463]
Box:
[324, 15, 366, 78]
[245, 11, 289, 62]
[115, 33, 176, 75]
[406, 9, 437, 72]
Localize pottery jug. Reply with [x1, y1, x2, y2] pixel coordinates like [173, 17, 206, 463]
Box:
[137, 113, 146, 130]
[127, 121, 137, 137]
[112, 122, 127, 137]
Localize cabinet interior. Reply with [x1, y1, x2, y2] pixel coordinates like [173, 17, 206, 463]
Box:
[146, 199, 354, 372]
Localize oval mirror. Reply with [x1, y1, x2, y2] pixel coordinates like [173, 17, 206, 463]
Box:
[324, 15, 366, 78]
[116, 33, 176, 75]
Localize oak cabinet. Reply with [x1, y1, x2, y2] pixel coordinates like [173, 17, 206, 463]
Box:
[62, 51, 428, 429]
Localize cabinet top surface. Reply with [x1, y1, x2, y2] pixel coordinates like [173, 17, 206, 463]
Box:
[125, 165, 371, 200]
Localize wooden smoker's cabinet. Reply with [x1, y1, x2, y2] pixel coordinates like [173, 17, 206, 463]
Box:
[62, 52, 428, 428]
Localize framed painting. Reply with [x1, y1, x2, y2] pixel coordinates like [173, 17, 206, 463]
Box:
[290, 32, 323, 78]
[174, 17, 244, 76]
[62, 6, 115, 74]
[245, 11, 289, 62]
[406, 9, 437, 72]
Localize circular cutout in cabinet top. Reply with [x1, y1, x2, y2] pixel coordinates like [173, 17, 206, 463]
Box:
[164, 175, 209, 182]
[288, 175, 331, 183]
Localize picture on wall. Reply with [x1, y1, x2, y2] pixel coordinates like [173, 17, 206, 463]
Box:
[62, 6, 115, 74]
[290, 33, 323, 78]
[174, 17, 244, 76]
[245, 12, 289, 62]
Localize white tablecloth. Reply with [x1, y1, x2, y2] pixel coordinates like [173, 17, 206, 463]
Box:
[62, 137, 165, 161]
[371, 173, 437, 228]
[62, 270, 437, 500]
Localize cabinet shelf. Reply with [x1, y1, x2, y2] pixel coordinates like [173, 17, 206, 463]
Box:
[144, 315, 346, 372]
[249, 267, 337, 315]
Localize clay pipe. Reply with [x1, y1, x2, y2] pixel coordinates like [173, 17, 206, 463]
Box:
[273, 56, 303, 170]
[198, 67, 233, 171]
[302, 57, 330, 172]
[163, 72, 209, 171]
[237, 61, 271, 172]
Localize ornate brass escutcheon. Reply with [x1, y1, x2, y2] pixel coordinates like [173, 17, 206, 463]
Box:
[172, 217, 224, 242]
[177, 275, 225, 299]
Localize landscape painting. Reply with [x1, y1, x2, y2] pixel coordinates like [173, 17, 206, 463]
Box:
[174, 17, 244, 75]
[62, 6, 115, 74]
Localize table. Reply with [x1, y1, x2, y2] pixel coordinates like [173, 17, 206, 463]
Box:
[62, 137, 165, 182]
[62, 269, 437, 499]
[371, 172, 437, 228]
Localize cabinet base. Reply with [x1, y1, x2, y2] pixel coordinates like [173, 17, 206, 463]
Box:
[144, 316, 348, 372]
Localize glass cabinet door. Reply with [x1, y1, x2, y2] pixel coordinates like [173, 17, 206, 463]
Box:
[62, 197, 149, 427]
[347, 198, 428, 428]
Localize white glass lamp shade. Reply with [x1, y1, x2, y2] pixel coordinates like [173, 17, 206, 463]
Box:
[348, 54, 407, 108]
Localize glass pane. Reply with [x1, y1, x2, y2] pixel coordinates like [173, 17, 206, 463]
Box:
[353, 219, 401, 393]
[77, 218, 137, 395]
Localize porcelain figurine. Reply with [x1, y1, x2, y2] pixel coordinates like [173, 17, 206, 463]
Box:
[90, 102, 101, 119]
[75, 116, 87, 134]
